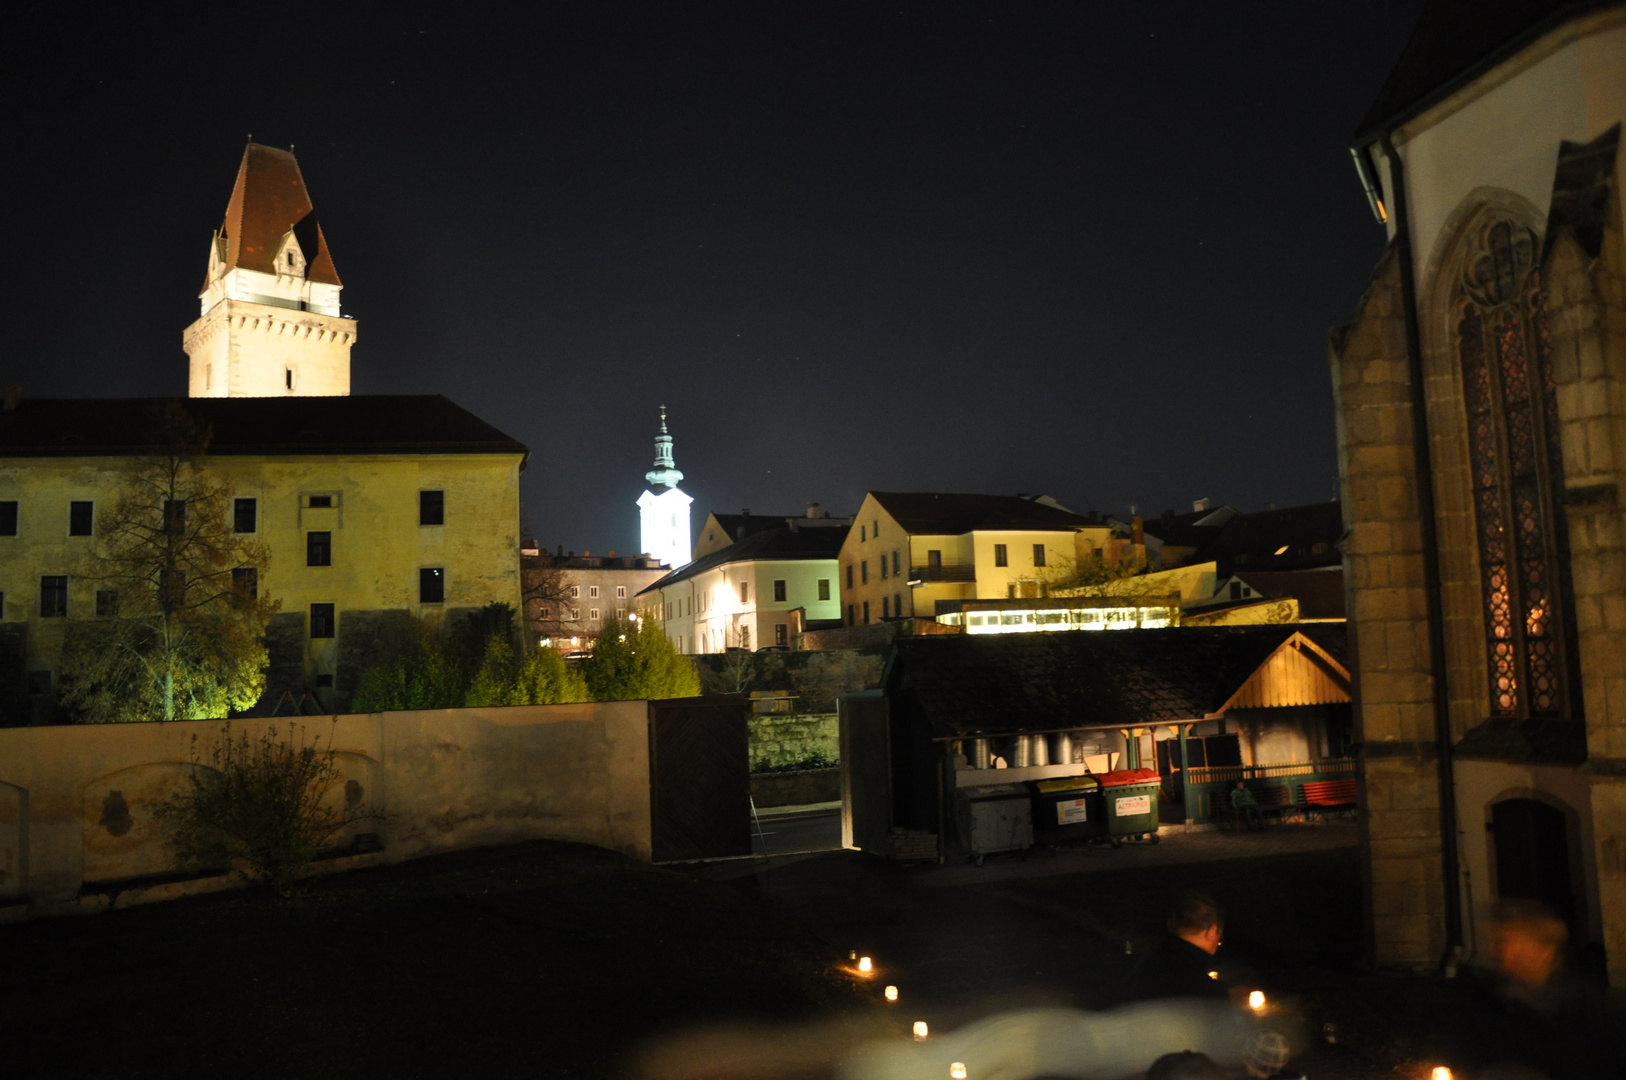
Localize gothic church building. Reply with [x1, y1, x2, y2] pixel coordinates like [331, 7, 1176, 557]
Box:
[1333, 1, 1625, 984]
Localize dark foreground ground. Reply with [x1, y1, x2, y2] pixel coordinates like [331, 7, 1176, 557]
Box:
[0, 842, 877, 1080]
[3, 826, 1457, 1079]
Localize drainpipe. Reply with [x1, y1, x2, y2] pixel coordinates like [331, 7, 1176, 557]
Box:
[1376, 133, 1463, 963]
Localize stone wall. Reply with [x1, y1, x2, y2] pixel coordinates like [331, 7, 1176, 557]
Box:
[0, 700, 653, 920]
[748, 713, 838, 771]
[1330, 243, 1452, 970]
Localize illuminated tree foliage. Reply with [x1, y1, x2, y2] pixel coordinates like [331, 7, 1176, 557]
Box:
[579, 615, 700, 701]
[60, 404, 277, 723]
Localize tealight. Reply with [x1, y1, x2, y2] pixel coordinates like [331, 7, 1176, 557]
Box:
[1248, 990, 1265, 1010]
[1207, 971, 1219, 980]
[950, 1063, 967, 1079]
[884, 985, 898, 1002]
[858, 956, 873, 972]
[913, 1021, 929, 1041]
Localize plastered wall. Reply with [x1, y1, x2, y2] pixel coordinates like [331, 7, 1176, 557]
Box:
[0, 700, 652, 919]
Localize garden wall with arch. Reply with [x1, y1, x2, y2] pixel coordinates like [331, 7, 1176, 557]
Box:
[0, 700, 656, 920]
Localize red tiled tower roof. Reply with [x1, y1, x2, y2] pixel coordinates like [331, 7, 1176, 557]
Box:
[211, 143, 342, 288]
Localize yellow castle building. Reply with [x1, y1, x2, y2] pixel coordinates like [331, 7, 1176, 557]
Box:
[0, 144, 527, 723]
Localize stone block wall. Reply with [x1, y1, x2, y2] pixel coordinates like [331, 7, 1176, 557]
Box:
[748, 713, 838, 771]
[1331, 243, 1452, 970]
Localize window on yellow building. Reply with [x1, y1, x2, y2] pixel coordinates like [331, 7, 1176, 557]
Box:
[994, 544, 1008, 567]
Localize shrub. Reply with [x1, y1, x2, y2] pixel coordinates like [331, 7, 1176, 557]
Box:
[157, 721, 375, 896]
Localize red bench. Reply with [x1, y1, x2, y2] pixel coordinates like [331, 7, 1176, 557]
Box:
[1301, 779, 1358, 819]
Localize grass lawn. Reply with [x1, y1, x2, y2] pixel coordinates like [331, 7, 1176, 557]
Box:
[1, 841, 872, 1079]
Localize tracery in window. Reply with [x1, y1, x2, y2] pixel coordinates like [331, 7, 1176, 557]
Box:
[1454, 217, 1580, 718]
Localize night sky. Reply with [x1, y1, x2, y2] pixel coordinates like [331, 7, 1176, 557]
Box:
[9, 4, 1423, 555]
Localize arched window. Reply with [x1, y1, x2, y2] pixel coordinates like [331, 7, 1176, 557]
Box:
[1454, 217, 1581, 718]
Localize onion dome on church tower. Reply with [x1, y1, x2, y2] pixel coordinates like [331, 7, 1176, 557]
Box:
[644, 405, 685, 491]
[637, 405, 693, 568]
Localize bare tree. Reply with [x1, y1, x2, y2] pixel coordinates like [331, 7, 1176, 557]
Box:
[60, 403, 278, 723]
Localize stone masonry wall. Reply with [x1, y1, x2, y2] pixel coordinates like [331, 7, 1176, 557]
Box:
[1331, 243, 1450, 971]
[1549, 179, 1626, 985]
[749, 713, 838, 771]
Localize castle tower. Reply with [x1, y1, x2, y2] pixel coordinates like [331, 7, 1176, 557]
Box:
[183, 143, 357, 397]
[636, 406, 693, 568]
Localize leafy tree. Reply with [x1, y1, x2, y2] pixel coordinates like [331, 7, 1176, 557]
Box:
[349, 618, 466, 712]
[157, 721, 376, 896]
[511, 644, 589, 704]
[580, 616, 699, 701]
[60, 403, 278, 723]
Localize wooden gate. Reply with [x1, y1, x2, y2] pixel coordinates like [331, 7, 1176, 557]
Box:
[648, 696, 751, 862]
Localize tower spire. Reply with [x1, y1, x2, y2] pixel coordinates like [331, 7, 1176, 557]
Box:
[645, 404, 684, 490]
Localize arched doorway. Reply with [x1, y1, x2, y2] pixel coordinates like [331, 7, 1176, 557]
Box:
[1491, 797, 1574, 924]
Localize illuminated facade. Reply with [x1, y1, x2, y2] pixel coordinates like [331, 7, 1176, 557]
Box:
[184, 144, 357, 398]
[636, 407, 692, 569]
[1334, 2, 1625, 980]
[936, 596, 1178, 634]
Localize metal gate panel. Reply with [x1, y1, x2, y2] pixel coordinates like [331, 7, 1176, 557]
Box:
[649, 697, 751, 862]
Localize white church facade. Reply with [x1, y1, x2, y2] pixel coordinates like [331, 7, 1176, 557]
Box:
[636, 408, 692, 569]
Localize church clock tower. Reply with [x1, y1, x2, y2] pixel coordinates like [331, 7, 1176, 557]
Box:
[637, 407, 693, 568]
[183, 143, 357, 397]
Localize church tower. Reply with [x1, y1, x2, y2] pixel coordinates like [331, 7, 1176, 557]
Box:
[183, 143, 357, 397]
[637, 407, 693, 568]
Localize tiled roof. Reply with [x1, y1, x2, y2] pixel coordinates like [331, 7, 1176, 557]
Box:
[0, 396, 527, 458]
[885, 626, 1344, 739]
[639, 521, 848, 594]
[869, 492, 1105, 535]
[1356, 1, 1610, 139]
[1234, 569, 1347, 621]
[213, 143, 341, 288]
[1192, 501, 1345, 573]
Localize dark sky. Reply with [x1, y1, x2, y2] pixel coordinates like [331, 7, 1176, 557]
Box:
[8, 4, 1423, 555]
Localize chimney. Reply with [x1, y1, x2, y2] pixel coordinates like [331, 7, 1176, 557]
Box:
[608, 550, 616, 557]
[1193, 498, 1210, 512]
[1132, 515, 1144, 547]
[2, 384, 19, 412]
[806, 502, 821, 519]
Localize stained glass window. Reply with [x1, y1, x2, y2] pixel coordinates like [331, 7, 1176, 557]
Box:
[1455, 218, 1580, 719]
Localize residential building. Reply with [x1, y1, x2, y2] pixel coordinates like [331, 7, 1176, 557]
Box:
[0, 394, 527, 721]
[636, 407, 692, 570]
[838, 492, 1119, 626]
[639, 508, 848, 653]
[521, 549, 669, 649]
[1332, 0, 1624, 981]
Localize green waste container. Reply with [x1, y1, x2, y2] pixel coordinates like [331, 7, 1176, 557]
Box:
[1028, 775, 1100, 845]
[1097, 769, 1162, 846]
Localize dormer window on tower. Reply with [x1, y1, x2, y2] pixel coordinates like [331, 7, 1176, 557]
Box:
[276, 232, 306, 278]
